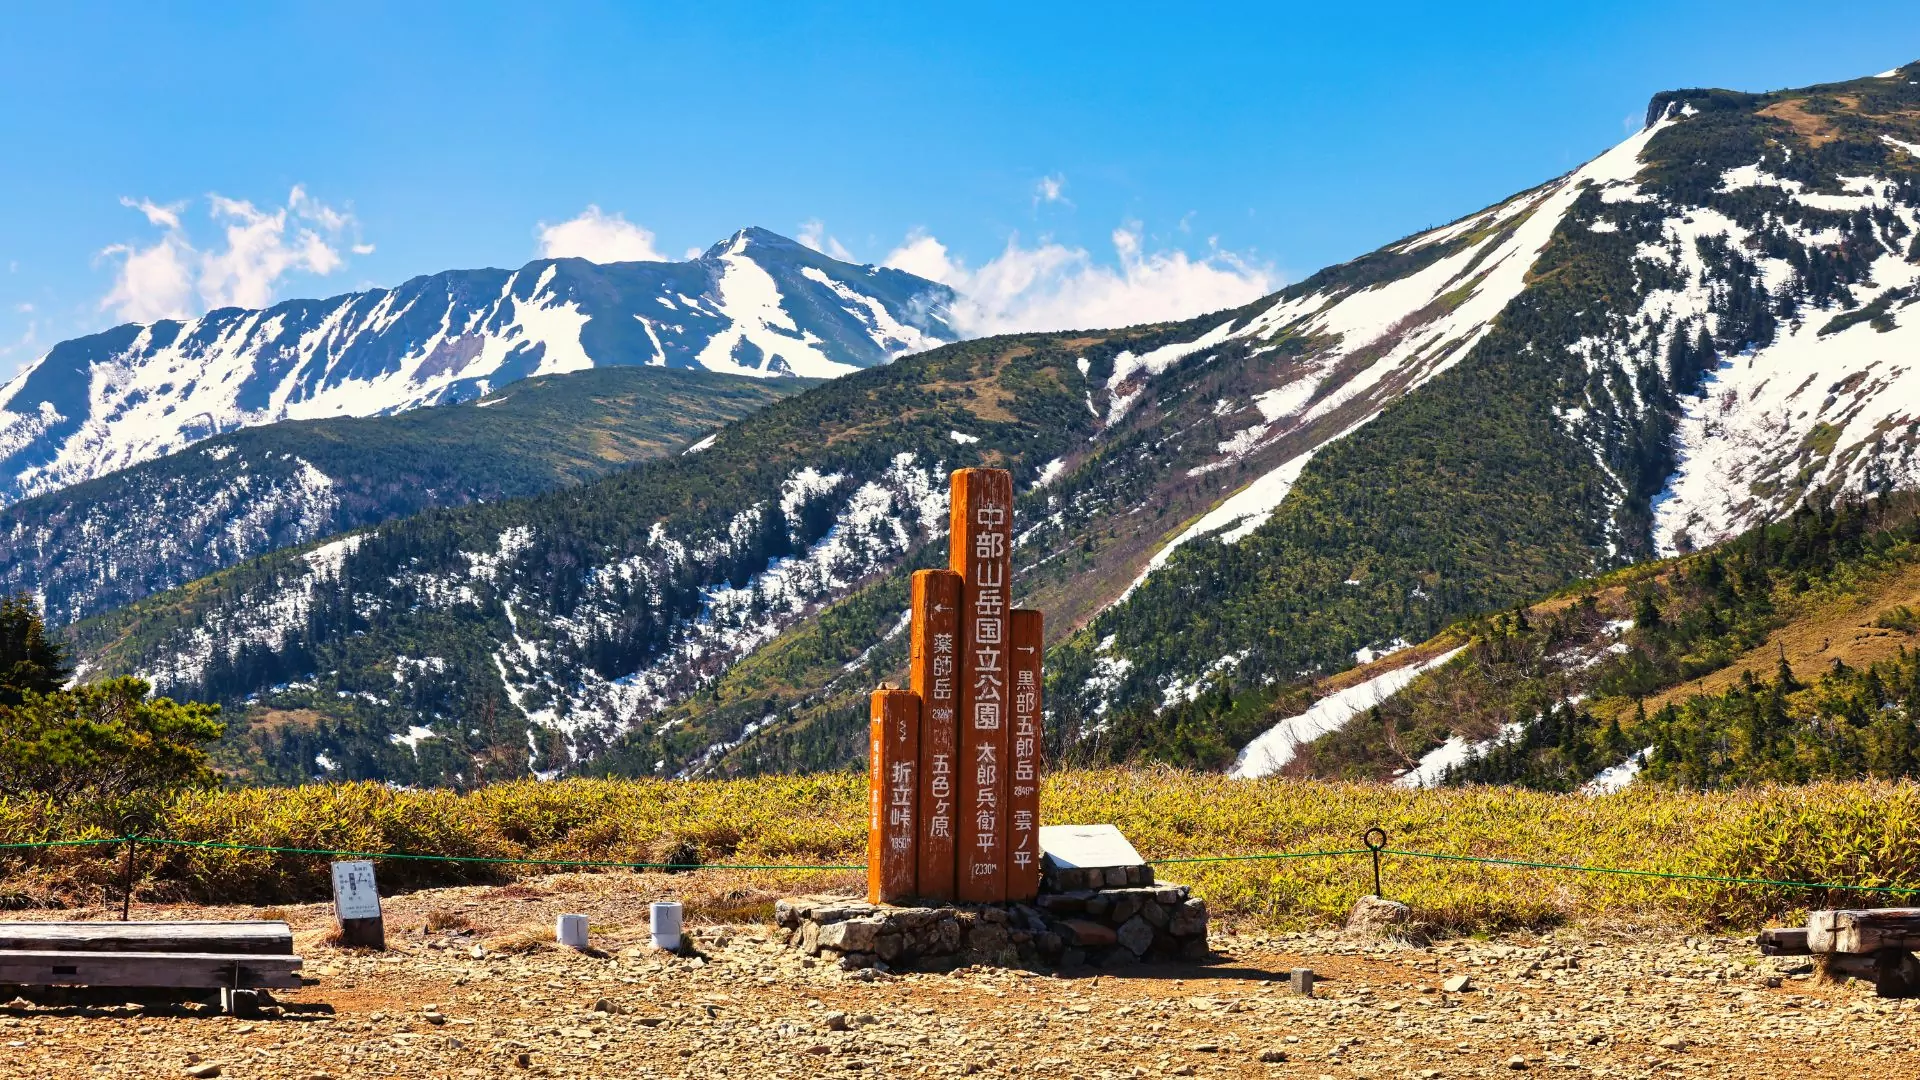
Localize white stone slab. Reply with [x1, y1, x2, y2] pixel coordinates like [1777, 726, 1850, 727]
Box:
[1038, 824, 1145, 870]
[331, 861, 382, 921]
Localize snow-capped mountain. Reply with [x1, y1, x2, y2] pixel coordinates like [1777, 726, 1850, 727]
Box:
[0, 228, 953, 505]
[67, 61, 1920, 786]
[1058, 61, 1920, 745]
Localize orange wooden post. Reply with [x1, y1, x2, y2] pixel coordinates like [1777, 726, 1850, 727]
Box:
[952, 467, 1013, 904]
[1007, 608, 1044, 903]
[867, 687, 921, 905]
[911, 568, 963, 901]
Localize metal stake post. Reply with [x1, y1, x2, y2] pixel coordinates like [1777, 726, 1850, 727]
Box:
[120, 835, 138, 921]
[1363, 827, 1387, 899]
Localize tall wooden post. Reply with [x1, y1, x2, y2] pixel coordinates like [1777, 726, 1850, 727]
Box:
[867, 688, 921, 904]
[952, 468, 1013, 903]
[910, 568, 963, 901]
[1008, 608, 1044, 903]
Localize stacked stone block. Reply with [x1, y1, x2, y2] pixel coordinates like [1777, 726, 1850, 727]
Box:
[776, 863, 1208, 972]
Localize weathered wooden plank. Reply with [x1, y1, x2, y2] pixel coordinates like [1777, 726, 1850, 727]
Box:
[1757, 927, 1811, 956]
[0, 950, 302, 989]
[0, 922, 292, 956]
[1839, 909, 1920, 953]
[1816, 948, 1920, 997]
[1804, 908, 1920, 954]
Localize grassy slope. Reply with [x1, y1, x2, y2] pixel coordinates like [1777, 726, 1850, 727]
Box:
[6, 770, 1920, 932]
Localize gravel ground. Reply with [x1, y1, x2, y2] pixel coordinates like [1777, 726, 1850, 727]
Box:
[0, 873, 1910, 1079]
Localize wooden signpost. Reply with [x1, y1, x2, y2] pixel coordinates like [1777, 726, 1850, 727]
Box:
[331, 860, 386, 949]
[867, 688, 921, 904]
[1008, 608, 1044, 903]
[952, 468, 1013, 904]
[868, 467, 1042, 908]
[911, 568, 963, 901]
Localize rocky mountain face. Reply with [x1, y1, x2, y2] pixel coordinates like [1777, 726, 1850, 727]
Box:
[0, 228, 952, 505]
[0, 367, 812, 626]
[64, 61, 1920, 786]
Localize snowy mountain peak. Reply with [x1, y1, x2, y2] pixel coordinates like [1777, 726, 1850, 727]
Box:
[0, 229, 955, 505]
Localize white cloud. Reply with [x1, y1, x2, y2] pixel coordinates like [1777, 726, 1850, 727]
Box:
[99, 187, 363, 323]
[535, 205, 665, 263]
[1033, 174, 1069, 208]
[796, 219, 856, 263]
[123, 196, 184, 230]
[98, 231, 195, 322]
[200, 193, 345, 310]
[884, 222, 1276, 336]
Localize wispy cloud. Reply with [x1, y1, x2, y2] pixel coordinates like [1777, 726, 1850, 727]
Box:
[99, 186, 366, 323]
[796, 219, 857, 262]
[535, 206, 665, 263]
[883, 222, 1276, 336]
[1032, 174, 1070, 209]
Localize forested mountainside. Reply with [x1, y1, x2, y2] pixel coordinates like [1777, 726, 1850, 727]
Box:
[1262, 494, 1920, 792]
[1050, 61, 1920, 766]
[0, 367, 810, 626]
[0, 227, 950, 505]
[64, 61, 1920, 787]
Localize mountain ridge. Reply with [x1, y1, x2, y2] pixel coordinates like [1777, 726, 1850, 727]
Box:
[59, 60, 1920, 787]
[0, 227, 953, 506]
[0, 366, 814, 626]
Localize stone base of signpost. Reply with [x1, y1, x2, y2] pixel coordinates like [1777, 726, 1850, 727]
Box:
[775, 864, 1208, 972]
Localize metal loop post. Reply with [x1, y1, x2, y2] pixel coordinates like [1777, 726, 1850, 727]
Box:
[1363, 827, 1388, 898]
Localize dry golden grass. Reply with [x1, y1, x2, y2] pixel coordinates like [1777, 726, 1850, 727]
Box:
[423, 907, 472, 933]
[1761, 97, 1844, 145]
[7, 770, 1920, 933]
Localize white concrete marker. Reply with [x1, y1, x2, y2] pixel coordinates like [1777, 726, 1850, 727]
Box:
[651, 901, 683, 951]
[555, 913, 590, 950]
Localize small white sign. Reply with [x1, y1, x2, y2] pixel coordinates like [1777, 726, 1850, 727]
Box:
[331, 861, 382, 921]
[1038, 823, 1144, 870]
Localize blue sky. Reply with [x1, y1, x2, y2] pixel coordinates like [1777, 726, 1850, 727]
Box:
[2, 1, 1916, 374]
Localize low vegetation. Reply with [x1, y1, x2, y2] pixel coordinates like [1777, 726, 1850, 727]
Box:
[1299, 495, 1920, 788]
[6, 769, 1920, 933]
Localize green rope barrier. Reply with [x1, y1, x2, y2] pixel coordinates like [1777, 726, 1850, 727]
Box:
[1149, 847, 1371, 865]
[1381, 846, 1920, 897]
[0, 838, 127, 851]
[135, 836, 864, 872]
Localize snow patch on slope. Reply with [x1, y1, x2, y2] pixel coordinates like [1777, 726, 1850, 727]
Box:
[1229, 646, 1466, 778]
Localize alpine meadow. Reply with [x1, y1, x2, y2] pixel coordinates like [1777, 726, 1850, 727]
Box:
[11, 21, 1920, 1075]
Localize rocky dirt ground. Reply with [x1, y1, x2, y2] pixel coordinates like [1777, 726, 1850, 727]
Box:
[0, 872, 1913, 1079]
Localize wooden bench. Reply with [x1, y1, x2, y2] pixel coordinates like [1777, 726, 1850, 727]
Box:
[1758, 908, 1920, 996]
[0, 921, 302, 1001]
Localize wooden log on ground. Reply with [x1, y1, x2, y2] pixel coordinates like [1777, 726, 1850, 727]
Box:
[1756, 927, 1811, 956]
[1806, 908, 1920, 954]
[0, 921, 293, 956]
[1818, 948, 1920, 997]
[0, 950, 302, 989]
